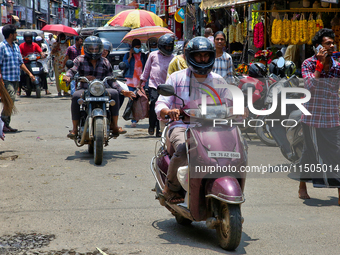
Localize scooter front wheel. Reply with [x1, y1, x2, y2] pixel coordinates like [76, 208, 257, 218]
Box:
[94, 117, 104, 165]
[216, 203, 242, 251]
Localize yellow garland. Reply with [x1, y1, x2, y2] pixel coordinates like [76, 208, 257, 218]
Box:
[291, 20, 300, 45]
[271, 19, 283, 45]
[333, 25, 340, 49]
[299, 19, 308, 44]
[252, 12, 259, 30]
[307, 19, 316, 45]
[236, 23, 243, 43]
[316, 19, 324, 32]
[229, 25, 236, 43]
[243, 19, 248, 39]
[282, 19, 291, 45]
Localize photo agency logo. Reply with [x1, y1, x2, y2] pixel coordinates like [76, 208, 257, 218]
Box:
[199, 82, 312, 128]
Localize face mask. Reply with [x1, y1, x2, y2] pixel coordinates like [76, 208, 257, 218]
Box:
[150, 48, 158, 52]
[60, 40, 66, 44]
[25, 40, 32, 44]
[134, 47, 141, 53]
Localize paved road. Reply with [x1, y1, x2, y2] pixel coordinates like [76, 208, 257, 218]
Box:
[1, 82, 339, 254]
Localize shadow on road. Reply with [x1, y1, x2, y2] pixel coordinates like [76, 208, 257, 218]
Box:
[65, 150, 133, 166]
[152, 219, 257, 254]
[302, 196, 339, 207]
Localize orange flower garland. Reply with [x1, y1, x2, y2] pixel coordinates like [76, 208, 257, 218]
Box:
[307, 19, 316, 45]
[316, 18, 324, 32]
[291, 20, 300, 45]
[271, 19, 283, 45]
[282, 18, 291, 44]
[299, 17, 308, 44]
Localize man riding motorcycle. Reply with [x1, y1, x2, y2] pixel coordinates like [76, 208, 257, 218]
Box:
[155, 37, 245, 203]
[63, 36, 135, 138]
[19, 31, 46, 95]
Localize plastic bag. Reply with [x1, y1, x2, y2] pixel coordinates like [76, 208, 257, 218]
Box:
[122, 97, 134, 121]
[59, 72, 70, 92]
[132, 88, 149, 122]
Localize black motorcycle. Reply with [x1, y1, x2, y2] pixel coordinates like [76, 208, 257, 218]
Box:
[21, 52, 45, 98]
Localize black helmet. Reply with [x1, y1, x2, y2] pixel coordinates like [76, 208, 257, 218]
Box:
[185, 36, 215, 75]
[284, 60, 296, 77]
[100, 38, 113, 52]
[84, 36, 103, 60]
[249, 62, 267, 78]
[23, 31, 33, 40]
[158, 33, 175, 56]
[147, 37, 158, 50]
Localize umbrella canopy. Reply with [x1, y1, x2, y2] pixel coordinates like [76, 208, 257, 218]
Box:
[41, 24, 78, 37]
[106, 10, 167, 29]
[121, 26, 174, 45]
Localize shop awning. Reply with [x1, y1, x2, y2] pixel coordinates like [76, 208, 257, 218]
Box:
[200, 0, 259, 10]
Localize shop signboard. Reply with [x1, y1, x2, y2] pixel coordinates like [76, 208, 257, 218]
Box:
[179, 0, 186, 6]
[7, 15, 12, 24]
[1, 6, 7, 24]
[13, 6, 26, 20]
[159, 0, 166, 16]
[169, 4, 177, 15]
[321, 0, 339, 3]
[27, 8, 33, 23]
[138, 4, 156, 14]
[115, 5, 135, 15]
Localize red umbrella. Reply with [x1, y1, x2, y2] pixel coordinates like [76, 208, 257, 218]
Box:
[41, 24, 78, 36]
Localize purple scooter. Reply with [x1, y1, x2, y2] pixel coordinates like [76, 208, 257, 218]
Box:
[150, 85, 248, 251]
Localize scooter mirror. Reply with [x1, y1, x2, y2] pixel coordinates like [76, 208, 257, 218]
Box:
[65, 60, 74, 69]
[277, 57, 285, 69]
[118, 62, 127, 71]
[157, 84, 175, 96]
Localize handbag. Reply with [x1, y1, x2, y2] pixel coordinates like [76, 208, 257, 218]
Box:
[132, 88, 149, 122]
[122, 96, 134, 121]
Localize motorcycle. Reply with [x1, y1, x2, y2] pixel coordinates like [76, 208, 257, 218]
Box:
[151, 84, 247, 251]
[262, 75, 304, 163]
[65, 61, 127, 165]
[21, 52, 45, 98]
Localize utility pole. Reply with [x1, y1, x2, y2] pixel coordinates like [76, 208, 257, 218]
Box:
[33, 0, 36, 28]
[68, 0, 70, 26]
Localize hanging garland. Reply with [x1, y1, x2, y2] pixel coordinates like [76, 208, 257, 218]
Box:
[307, 14, 316, 45]
[243, 18, 248, 39]
[291, 20, 300, 45]
[236, 23, 243, 43]
[316, 16, 324, 32]
[251, 3, 260, 30]
[254, 22, 264, 48]
[333, 25, 340, 49]
[299, 14, 308, 44]
[271, 19, 283, 45]
[229, 25, 236, 43]
[282, 15, 291, 45]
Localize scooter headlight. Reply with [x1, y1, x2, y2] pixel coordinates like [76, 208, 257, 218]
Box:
[89, 81, 105, 96]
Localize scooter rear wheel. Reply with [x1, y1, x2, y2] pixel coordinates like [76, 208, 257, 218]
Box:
[216, 203, 242, 251]
[255, 116, 277, 147]
[175, 214, 192, 226]
[36, 84, 41, 98]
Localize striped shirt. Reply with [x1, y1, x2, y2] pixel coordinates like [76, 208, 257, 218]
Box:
[212, 52, 234, 84]
[301, 55, 340, 128]
[155, 68, 232, 124]
[0, 40, 23, 81]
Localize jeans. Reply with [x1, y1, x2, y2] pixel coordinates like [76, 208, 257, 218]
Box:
[1, 80, 19, 126]
[149, 87, 159, 133]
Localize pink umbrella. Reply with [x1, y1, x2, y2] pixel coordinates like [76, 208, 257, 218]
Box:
[41, 24, 78, 37]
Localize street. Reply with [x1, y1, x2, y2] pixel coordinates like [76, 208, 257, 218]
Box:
[0, 82, 339, 255]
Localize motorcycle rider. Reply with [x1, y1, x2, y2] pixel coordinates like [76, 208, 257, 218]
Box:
[101, 38, 113, 58]
[19, 31, 46, 95]
[155, 37, 245, 203]
[63, 36, 135, 138]
[35, 36, 50, 95]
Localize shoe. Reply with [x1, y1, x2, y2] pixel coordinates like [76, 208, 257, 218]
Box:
[45, 91, 51, 95]
[67, 132, 77, 139]
[3, 126, 18, 133]
[118, 127, 127, 134]
[156, 131, 162, 137]
[58, 92, 62, 97]
[148, 127, 154, 135]
[63, 92, 71, 97]
[131, 122, 137, 128]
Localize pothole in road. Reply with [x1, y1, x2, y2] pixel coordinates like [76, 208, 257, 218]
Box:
[0, 233, 115, 255]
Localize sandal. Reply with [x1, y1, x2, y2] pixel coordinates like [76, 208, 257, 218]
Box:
[67, 132, 77, 139]
[160, 190, 184, 204]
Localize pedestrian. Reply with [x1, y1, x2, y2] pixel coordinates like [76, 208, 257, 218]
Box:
[0, 24, 35, 132]
[139, 34, 175, 137]
[35, 36, 51, 95]
[123, 39, 147, 127]
[63, 36, 83, 95]
[212, 31, 234, 84]
[299, 28, 340, 205]
[204, 28, 214, 44]
[47, 34, 56, 48]
[167, 39, 189, 79]
[51, 33, 69, 97]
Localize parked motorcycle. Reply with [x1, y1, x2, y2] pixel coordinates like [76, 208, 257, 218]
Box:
[263, 75, 303, 163]
[65, 61, 127, 165]
[21, 52, 45, 98]
[151, 84, 247, 251]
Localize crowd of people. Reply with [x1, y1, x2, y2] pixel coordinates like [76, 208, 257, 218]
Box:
[1, 22, 340, 205]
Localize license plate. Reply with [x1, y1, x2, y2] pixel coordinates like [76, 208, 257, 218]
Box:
[32, 67, 40, 72]
[208, 151, 241, 159]
[85, 97, 109, 101]
[113, 65, 119, 70]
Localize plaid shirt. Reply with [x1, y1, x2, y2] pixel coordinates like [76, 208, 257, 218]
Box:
[212, 52, 234, 84]
[155, 68, 233, 126]
[0, 40, 23, 81]
[66, 44, 82, 61]
[301, 55, 340, 128]
[66, 55, 122, 92]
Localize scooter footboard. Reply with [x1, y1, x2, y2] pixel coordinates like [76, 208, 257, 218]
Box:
[205, 177, 245, 204]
